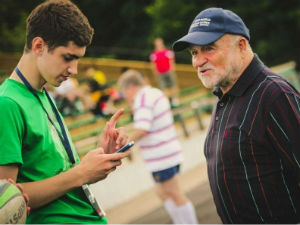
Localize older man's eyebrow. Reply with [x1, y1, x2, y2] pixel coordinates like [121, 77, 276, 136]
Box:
[188, 45, 196, 51]
[188, 42, 215, 50]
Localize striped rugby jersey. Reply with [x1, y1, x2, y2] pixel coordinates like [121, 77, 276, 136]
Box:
[205, 55, 300, 223]
[133, 86, 183, 172]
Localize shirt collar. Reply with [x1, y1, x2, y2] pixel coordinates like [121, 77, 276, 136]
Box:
[213, 54, 265, 98]
[135, 85, 150, 98]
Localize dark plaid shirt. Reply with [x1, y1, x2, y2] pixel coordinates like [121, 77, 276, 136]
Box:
[205, 55, 300, 223]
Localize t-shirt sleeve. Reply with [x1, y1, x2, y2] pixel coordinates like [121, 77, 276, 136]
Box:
[166, 50, 174, 59]
[133, 94, 153, 131]
[133, 108, 153, 131]
[149, 52, 156, 62]
[0, 97, 24, 165]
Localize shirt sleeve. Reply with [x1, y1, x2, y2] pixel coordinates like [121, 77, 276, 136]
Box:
[133, 106, 153, 131]
[149, 52, 156, 62]
[133, 92, 153, 132]
[166, 50, 175, 59]
[266, 91, 300, 181]
[0, 97, 24, 165]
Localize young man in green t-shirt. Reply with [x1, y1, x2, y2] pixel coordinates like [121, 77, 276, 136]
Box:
[0, 0, 130, 223]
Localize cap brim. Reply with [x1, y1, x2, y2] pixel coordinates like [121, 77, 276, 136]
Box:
[172, 31, 225, 51]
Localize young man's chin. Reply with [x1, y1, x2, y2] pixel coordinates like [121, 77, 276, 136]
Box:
[53, 81, 64, 87]
[54, 77, 68, 86]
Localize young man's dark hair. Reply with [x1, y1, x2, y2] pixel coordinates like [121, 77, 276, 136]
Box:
[25, 0, 94, 52]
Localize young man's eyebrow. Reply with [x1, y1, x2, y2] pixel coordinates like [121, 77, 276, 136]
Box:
[64, 53, 81, 59]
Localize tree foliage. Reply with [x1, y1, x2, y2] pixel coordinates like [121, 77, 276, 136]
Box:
[146, 0, 300, 68]
[76, 0, 154, 60]
[0, 0, 37, 52]
[0, 0, 298, 69]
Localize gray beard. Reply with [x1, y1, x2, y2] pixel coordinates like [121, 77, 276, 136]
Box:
[216, 62, 242, 90]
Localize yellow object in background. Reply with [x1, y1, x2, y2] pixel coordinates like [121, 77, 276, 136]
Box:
[93, 71, 107, 86]
[90, 90, 102, 103]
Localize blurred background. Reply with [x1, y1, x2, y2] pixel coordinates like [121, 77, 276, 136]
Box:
[0, 0, 299, 223]
[0, 0, 299, 68]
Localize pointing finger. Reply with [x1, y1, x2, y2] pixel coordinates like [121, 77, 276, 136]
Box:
[108, 108, 124, 127]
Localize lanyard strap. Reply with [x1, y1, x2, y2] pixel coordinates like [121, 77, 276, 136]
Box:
[15, 68, 106, 218]
[15, 67, 75, 164]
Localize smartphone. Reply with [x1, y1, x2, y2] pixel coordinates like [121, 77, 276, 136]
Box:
[116, 141, 135, 153]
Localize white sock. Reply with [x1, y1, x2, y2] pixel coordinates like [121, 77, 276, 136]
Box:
[176, 200, 199, 224]
[164, 199, 182, 224]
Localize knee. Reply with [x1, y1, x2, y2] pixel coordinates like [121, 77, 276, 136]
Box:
[164, 188, 187, 205]
[158, 185, 176, 200]
[155, 185, 168, 200]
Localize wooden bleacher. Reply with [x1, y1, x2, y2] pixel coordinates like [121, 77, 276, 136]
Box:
[66, 85, 216, 156]
[0, 53, 298, 156]
[64, 61, 299, 157]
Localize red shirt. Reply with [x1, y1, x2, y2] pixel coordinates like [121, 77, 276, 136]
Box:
[150, 49, 174, 74]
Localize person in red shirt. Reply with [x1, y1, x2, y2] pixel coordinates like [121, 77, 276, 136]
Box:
[150, 37, 179, 106]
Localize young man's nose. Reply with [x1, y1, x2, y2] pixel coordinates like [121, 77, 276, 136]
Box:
[67, 61, 78, 75]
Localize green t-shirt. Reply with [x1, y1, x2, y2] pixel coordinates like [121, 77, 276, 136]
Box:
[0, 79, 107, 224]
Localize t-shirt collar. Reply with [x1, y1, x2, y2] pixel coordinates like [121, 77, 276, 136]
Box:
[135, 85, 150, 98]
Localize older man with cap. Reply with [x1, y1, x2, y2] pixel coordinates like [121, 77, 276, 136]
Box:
[173, 7, 300, 224]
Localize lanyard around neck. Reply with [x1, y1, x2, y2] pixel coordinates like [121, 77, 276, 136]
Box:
[15, 67, 75, 164]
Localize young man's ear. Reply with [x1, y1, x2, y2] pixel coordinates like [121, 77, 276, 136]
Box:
[31, 37, 46, 55]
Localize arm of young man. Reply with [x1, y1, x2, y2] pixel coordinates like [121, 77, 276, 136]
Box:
[0, 147, 130, 209]
[0, 109, 130, 209]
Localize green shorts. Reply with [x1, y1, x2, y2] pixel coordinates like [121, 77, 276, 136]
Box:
[157, 72, 176, 89]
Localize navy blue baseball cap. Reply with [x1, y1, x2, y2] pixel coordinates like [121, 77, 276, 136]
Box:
[173, 8, 250, 51]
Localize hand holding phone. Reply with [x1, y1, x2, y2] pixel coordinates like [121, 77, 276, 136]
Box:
[116, 141, 134, 153]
